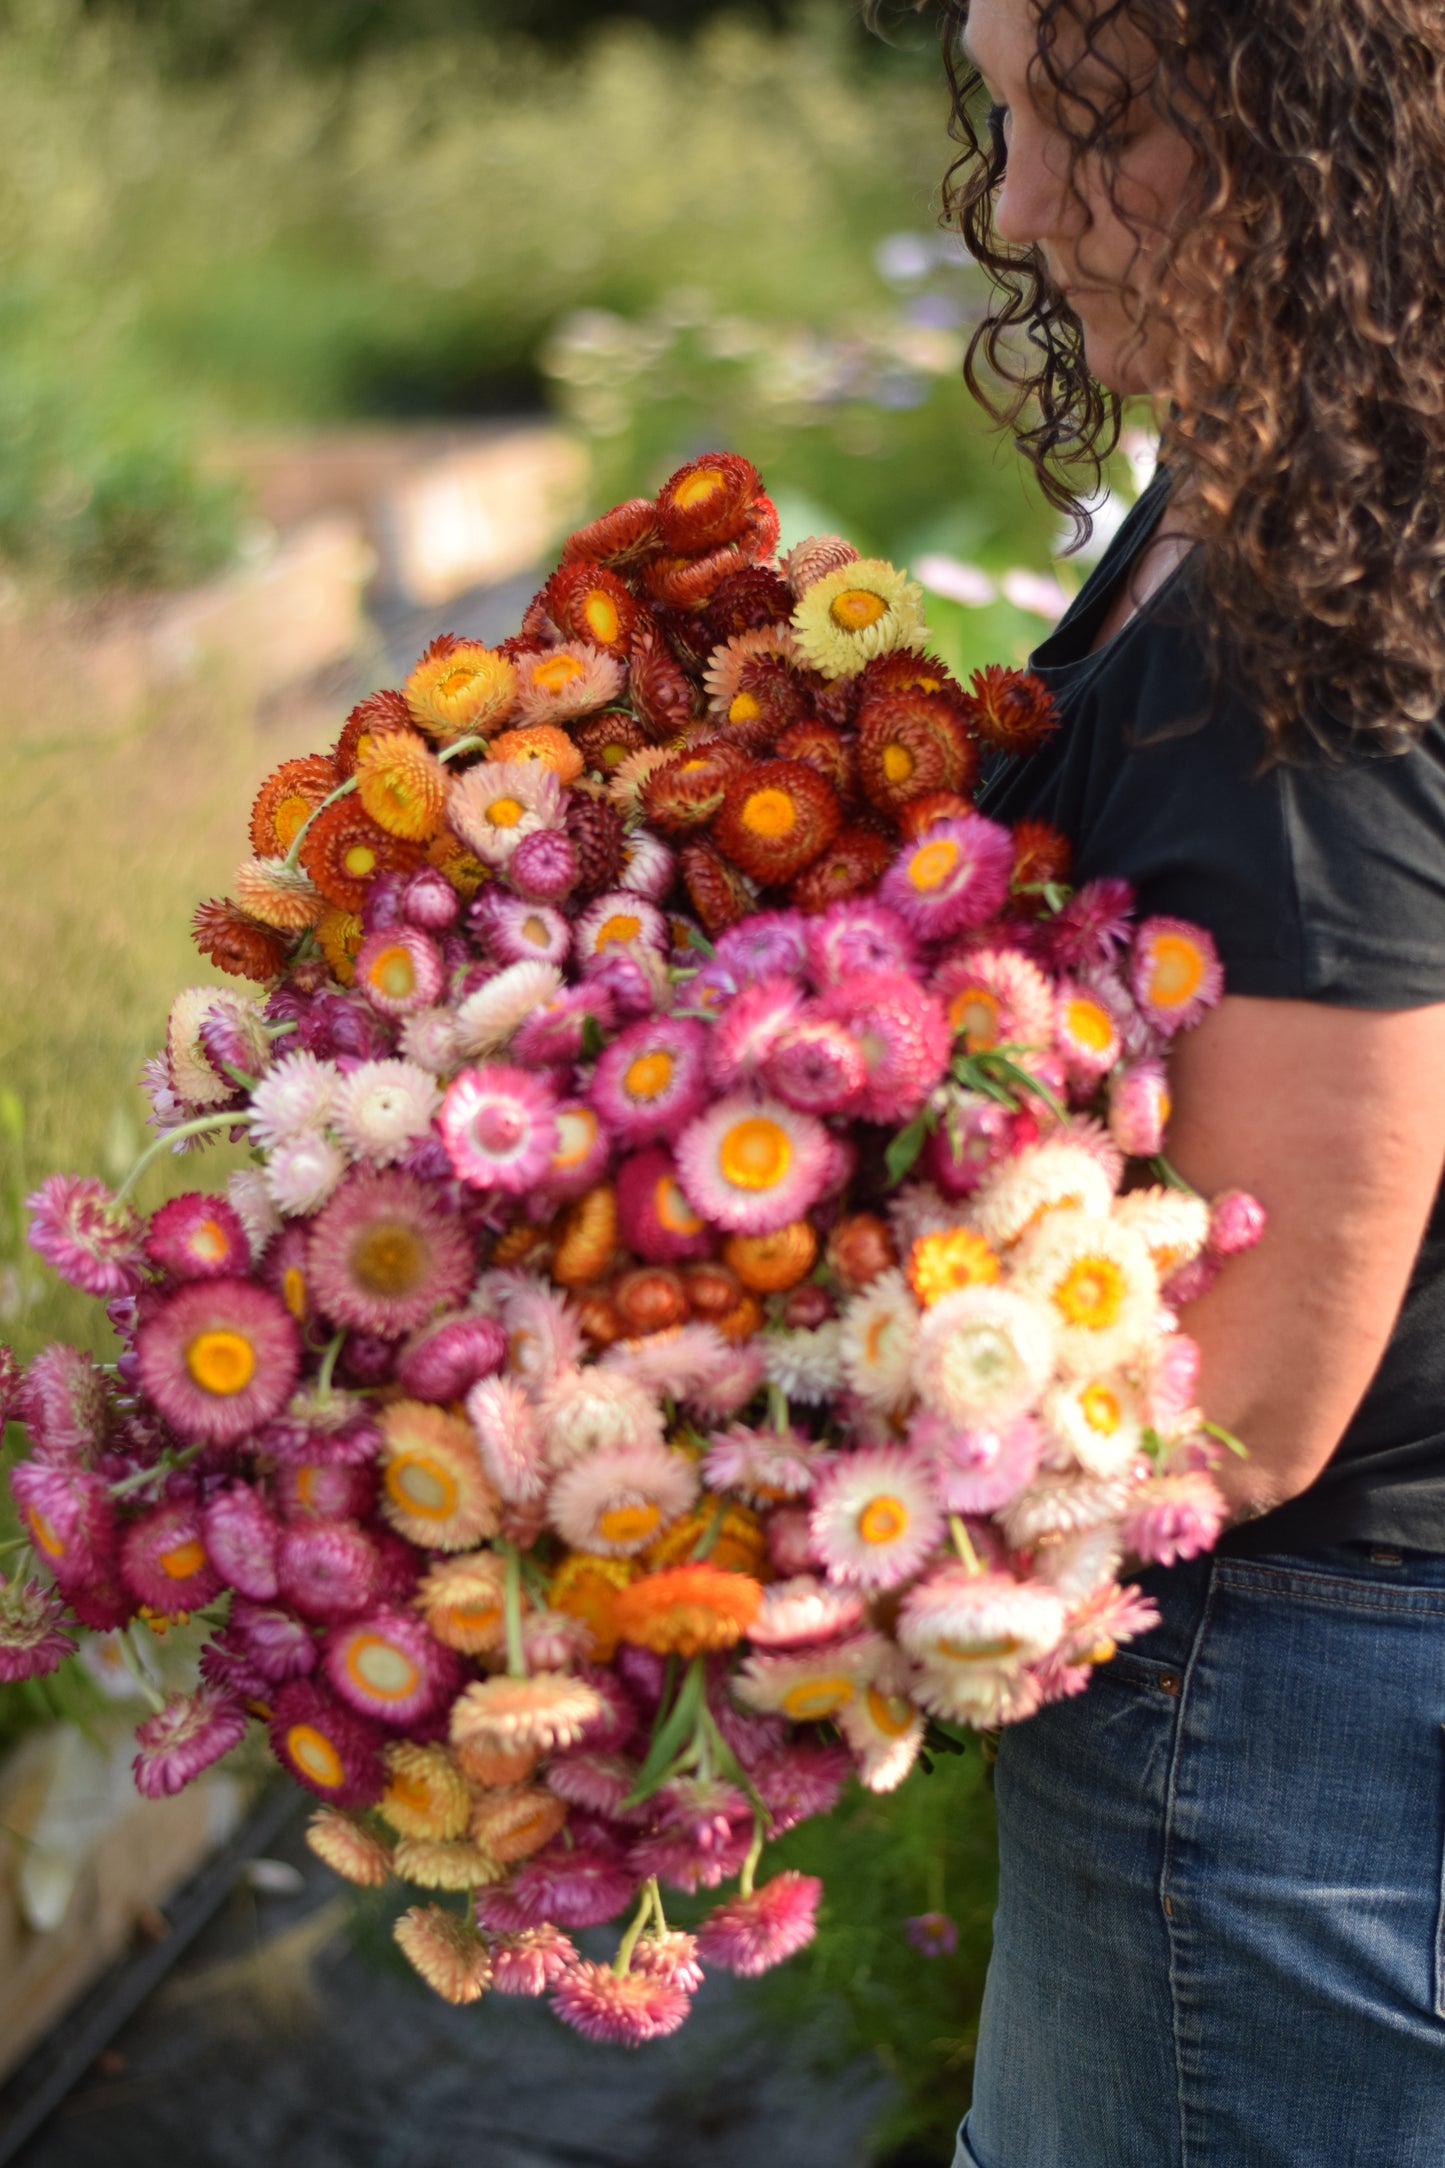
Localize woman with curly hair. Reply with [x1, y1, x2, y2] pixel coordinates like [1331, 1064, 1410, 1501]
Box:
[899, 1, 1445, 2161]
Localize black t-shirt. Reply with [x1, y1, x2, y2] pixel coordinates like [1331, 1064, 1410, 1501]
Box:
[980, 469, 1445, 1556]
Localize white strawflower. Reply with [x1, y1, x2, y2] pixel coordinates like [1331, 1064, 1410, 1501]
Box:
[248, 1050, 340, 1149]
[333, 1059, 441, 1165]
[838, 1269, 920, 1414]
[166, 987, 248, 1108]
[836, 1650, 926, 1794]
[617, 827, 676, 901]
[1010, 1209, 1159, 1375]
[226, 1167, 280, 1255]
[1110, 1187, 1211, 1278]
[1032, 1526, 1123, 1604]
[912, 1285, 1057, 1426]
[400, 1007, 462, 1076]
[453, 962, 563, 1060]
[536, 1367, 666, 1470]
[1043, 1375, 1144, 1477]
[264, 1131, 349, 1216]
[763, 1323, 843, 1406]
[998, 1469, 1138, 1551]
[969, 1141, 1116, 1250]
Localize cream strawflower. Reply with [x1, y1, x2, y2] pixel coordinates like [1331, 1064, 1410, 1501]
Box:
[1042, 1375, 1145, 1476]
[264, 1132, 349, 1216]
[837, 1650, 926, 1793]
[454, 962, 565, 1061]
[400, 1006, 463, 1076]
[898, 1564, 1066, 1674]
[248, 1050, 340, 1149]
[166, 988, 258, 1108]
[838, 1269, 921, 1414]
[548, 1441, 700, 1556]
[1011, 1209, 1159, 1375]
[998, 1468, 1138, 1550]
[449, 759, 563, 869]
[536, 1367, 666, 1469]
[968, 1141, 1116, 1250]
[1110, 1187, 1211, 1279]
[762, 1323, 843, 1406]
[227, 1167, 280, 1255]
[733, 1631, 889, 1723]
[1032, 1525, 1124, 1603]
[912, 1285, 1057, 1426]
[333, 1059, 442, 1165]
[450, 1671, 605, 1755]
[790, 558, 929, 678]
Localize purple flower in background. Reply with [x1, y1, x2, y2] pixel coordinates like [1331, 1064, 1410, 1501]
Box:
[905, 1911, 958, 1958]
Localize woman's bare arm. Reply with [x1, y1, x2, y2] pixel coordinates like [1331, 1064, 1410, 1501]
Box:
[1161, 994, 1445, 1520]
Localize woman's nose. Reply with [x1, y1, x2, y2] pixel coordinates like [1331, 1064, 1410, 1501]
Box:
[992, 124, 1072, 253]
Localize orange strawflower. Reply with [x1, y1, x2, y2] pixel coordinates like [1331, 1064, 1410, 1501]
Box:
[250, 753, 340, 856]
[612, 1564, 764, 1659]
[643, 1502, 766, 1577]
[315, 906, 364, 985]
[335, 689, 415, 776]
[355, 729, 448, 841]
[405, 635, 518, 742]
[908, 1227, 1002, 1307]
[470, 1785, 568, 1865]
[548, 1551, 638, 1662]
[487, 723, 585, 785]
[191, 897, 289, 982]
[723, 1222, 818, 1293]
[426, 828, 490, 900]
[300, 797, 425, 913]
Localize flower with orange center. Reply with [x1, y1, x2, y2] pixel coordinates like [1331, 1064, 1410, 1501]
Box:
[964, 664, 1059, 754]
[791, 558, 928, 677]
[380, 1741, 472, 1841]
[355, 729, 449, 841]
[315, 906, 364, 986]
[713, 760, 843, 884]
[191, 897, 289, 983]
[856, 690, 979, 814]
[487, 724, 585, 785]
[676, 1093, 831, 1237]
[511, 642, 626, 728]
[734, 1633, 887, 1722]
[643, 1501, 766, 1576]
[1055, 985, 1122, 1081]
[450, 1672, 606, 1756]
[416, 1554, 511, 1656]
[426, 828, 490, 900]
[334, 688, 415, 775]
[232, 856, 327, 933]
[379, 1401, 501, 1551]
[908, 1227, 1002, 1307]
[540, 561, 639, 657]
[1012, 1208, 1159, 1374]
[306, 1808, 393, 1888]
[547, 1551, 638, 1662]
[612, 1563, 764, 1659]
[405, 637, 518, 742]
[723, 1221, 818, 1293]
[300, 798, 425, 914]
[1129, 915, 1224, 1035]
[394, 1905, 494, 2004]
[250, 754, 341, 857]
[471, 1785, 569, 1865]
[790, 827, 895, 913]
[655, 451, 762, 551]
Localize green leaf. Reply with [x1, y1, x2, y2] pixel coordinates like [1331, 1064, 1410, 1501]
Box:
[1148, 1153, 1204, 1201]
[580, 1014, 604, 1060]
[1200, 1417, 1249, 1459]
[623, 1655, 707, 1807]
[885, 1114, 930, 1186]
[922, 1717, 971, 1758]
[684, 923, 717, 960]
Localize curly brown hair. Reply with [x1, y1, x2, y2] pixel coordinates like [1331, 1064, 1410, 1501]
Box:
[901, 0, 1445, 757]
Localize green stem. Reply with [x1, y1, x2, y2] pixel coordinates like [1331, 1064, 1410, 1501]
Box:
[112, 1111, 246, 1206]
[502, 1543, 527, 1681]
[1148, 1152, 1203, 1201]
[281, 775, 358, 872]
[612, 1882, 656, 1978]
[738, 1813, 768, 1902]
[765, 1382, 790, 1433]
[949, 1513, 983, 1576]
[438, 733, 489, 764]
[315, 1331, 345, 1401]
[109, 1440, 205, 1500]
[646, 1876, 667, 1938]
[690, 1495, 729, 1562]
[119, 1628, 166, 1715]
[261, 1018, 299, 1042]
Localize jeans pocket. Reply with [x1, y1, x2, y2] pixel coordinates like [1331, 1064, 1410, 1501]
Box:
[1094, 1647, 1185, 1699]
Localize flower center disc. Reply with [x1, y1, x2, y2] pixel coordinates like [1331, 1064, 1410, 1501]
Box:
[866, 1687, 916, 1737]
[949, 988, 1000, 1047]
[554, 1106, 598, 1168]
[522, 914, 551, 948]
[781, 1675, 856, 1721]
[354, 1224, 426, 1295]
[387, 1456, 458, 1517]
[473, 1102, 524, 1155]
[1080, 1383, 1122, 1433]
[161, 1539, 207, 1581]
[858, 1494, 908, 1545]
[882, 742, 915, 784]
[597, 1500, 662, 1545]
[742, 787, 797, 839]
[936, 1634, 1022, 1663]
[908, 838, 961, 893]
[282, 1265, 307, 1319]
[674, 467, 724, 509]
[533, 654, 585, 693]
[625, 1050, 674, 1102]
[583, 592, 621, 643]
[192, 1219, 230, 1263]
[276, 794, 312, 848]
[1147, 934, 1206, 1006]
[718, 1117, 792, 1192]
[729, 691, 763, 724]
[595, 912, 641, 950]
[1065, 998, 1115, 1052]
[656, 1174, 704, 1233]
[344, 844, 378, 878]
[348, 1634, 420, 1700]
[829, 588, 889, 631]
[1054, 1257, 1126, 1330]
[486, 797, 524, 829]
[371, 945, 418, 999]
[186, 1328, 257, 1397]
[448, 1601, 502, 1634]
[288, 1722, 345, 1788]
[439, 666, 479, 702]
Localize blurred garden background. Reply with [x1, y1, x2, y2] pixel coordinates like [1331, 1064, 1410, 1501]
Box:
[0, 1, 1130, 2157]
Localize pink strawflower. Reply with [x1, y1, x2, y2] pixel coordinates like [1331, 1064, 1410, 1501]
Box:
[924, 1095, 1031, 1197]
[551, 1961, 691, 2046]
[508, 828, 579, 904]
[275, 1461, 374, 1520]
[628, 1824, 753, 1893]
[396, 1312, 507, 1402]
[268, 1679, 386, 1808]
[632, 1930, 705, 1993]
[439, 1064, 559, 1194]
[675, 1093, 831, 1235]
[614, 1147, 714, 1264]
[306, 1170, 474, 1336]
[933, 946, 1054, 1052]
[16, 1345, 112, 1463]
[809, 1445, 944, 1590]
[1120, 1471, 1227, 1565]
[1043, 877, 1136, 968]
[574, 891, 669, 965]
[749, 1741, 852, 1832]
[767, 1505, 824, 1577]
[488, 1275, 584, 1392]
[1208, 1189, 1267, 1257]
[683, 1337, 768, 1422]
[879, 815, 1015, 939]
[1129, 915, 1224, 1036]
[1161, 1255, 1221, 1308]
[589, 1016, 710, 1144]
[715, 910, 811, 982]
[144, 1193, 252, 1282]
[696, 1871, 822, 1976]
[1053, 978, 1124, 1084]
[701, 1424, 830, 1505]
[910, 1409, 1046, 1515]
[9, 1461, 118, 1586]
[508, 1834, 639, 1928]
[120, 1500, 223, 1613]
[707, 979, 805, 1091]
[657, 1775, 751, 1853]
[276, 1518, 379, 1621]
[748, 1576, 866, 1648]
[805, 899, 919, 984]
[488, 1925, 580, 1997]
[761, 1016, 868, 1116]
[133, 1687, 248, 1799]
[0, 1574, 77, 1683]
[572, 1663, 642, 1754]
[905, 1911, 959, 1957]
[354, 926, 445, 1017]
[27, 1174, 146, 1297]
[548, 1441, 699, 1556]
[465, 1373, 548, 1503]
[401, 865, 461, 930]
[476, 890, 572, 967]
[1107, 1059, 1171, 1158]
[230, 1597, 317, 1682]
[543, 1101, 613, 1202]
[618, 828, 675, 903]
[135, 1277, 301, 1446]
[323, 1606, 458, 1726]
[545, 1753, 642, 1819]
[199, 1633, 271, 1704]
[814, 973, 951, 1122]
[510, 983, 617, 1070]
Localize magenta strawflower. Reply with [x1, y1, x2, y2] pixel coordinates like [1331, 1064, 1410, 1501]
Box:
[230, 1597, 317, 1682]
[268, 1678, 387, 1808]
[910, 1409, 1046, 1515]
[614, 1147, 714, 1264]
[879, 816, 1014, 939]
[506, 1834, 639, 1929]
[402, 865, 461, 930]
[9, 1461, 118, 1585]
[924, 1095, 1029, 1197]
[628, 1824, 753, 1893]
[1129, 915, 1224, 1035]
[438, 1064, 559, 1193]
[354, 926, 445, 1017]
[1120, 1472, 1227, 1565]
[761, 1015, 868, 1116]
[714, 909, 811, 982]
[396, 1312, 507, 1401]
[136, 1277, 301, 1446]
[749, 1740, 853, 1831]
[144, 1193, 252, 1282]
[805, 899, 919, 984]
[675, 1093, 831, 1235]
[706, 979, 804, 1092]
[1208, 1189, 1267, 1257]
[551, 1961, 691, 2045]
[0, 1574, 77, 1683]
[508, 827, 579, 904]
[276, 1460, 374, 1520]
[477, 890, 573, 967]
[202, 1484, 280, 1601]
[696, 1871, 822, 1976]
[510, 982, 617, 1069]
[133, 1688, 248, 1799]
[323, 1605, 459, 1726]
[307, 1170, 474, 1335]
[1043, 877, 1136, 968]
[544, 1753, 640, 1818]
[814, 972, 951, 1123]
[276, 1518, 379, 1622]
[120, 1500, 224, 1614]
[27, 1174, 146, 1297]
[1107, 1058, 1171, 1157]
[16, 1345, 112, 1463]
[589, 1014, 711, 1146]
[488, 1925, 580, 1996]
[632, 1930, 705, 1993]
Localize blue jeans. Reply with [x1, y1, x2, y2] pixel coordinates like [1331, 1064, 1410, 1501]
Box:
[955, 1545, 1445, 2167]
